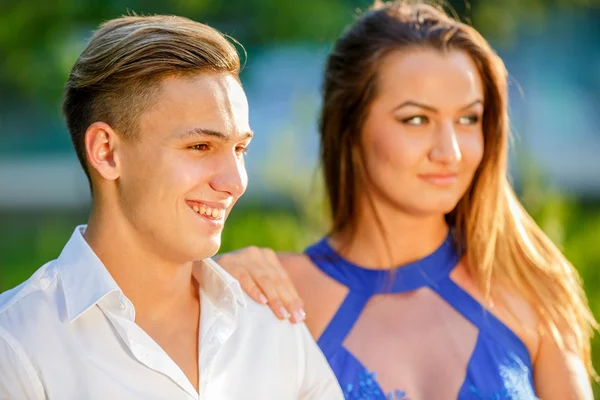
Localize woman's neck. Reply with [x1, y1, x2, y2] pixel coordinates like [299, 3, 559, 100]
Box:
[330, 204, 449, 270]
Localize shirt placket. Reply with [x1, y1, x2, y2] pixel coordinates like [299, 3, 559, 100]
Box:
[198, 297, 237, 399]
[101, 295, 199, 399]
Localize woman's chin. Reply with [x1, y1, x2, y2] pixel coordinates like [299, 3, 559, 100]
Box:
[408, 200, 461, 219]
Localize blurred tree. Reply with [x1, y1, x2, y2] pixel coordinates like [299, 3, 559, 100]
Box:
[0, 0, 598, 106]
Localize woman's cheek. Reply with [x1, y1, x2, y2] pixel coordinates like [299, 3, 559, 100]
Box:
[459, 132, 485, 170]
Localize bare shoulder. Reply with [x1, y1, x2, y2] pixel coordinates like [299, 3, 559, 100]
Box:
[277, 252, 348, 339]
[450, 260, 541, 363]
[277, 252, 347, 300]
[277, 252, 323, 287]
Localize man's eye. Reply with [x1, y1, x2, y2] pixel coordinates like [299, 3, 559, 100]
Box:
[235, 146, 248, 155]
[189, 144, 209, 151]
[401, 116, 429, 126]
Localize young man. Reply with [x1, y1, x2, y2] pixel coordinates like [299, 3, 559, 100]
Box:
[0, 16, 343, 399]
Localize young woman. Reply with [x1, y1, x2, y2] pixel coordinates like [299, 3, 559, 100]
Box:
[217, 1, 597, 398]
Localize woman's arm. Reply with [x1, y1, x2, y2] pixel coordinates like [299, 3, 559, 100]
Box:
[533, 328, 593, 399]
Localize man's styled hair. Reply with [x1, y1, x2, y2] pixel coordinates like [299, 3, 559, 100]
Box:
[63, 15, 241, 183]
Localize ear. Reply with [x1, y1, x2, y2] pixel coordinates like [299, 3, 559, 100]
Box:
[84, 122, 122, 181]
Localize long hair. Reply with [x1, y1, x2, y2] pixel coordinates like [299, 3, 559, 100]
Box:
[319, 0, 596, 374]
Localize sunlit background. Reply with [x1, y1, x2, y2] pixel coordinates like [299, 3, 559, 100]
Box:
[1, 0, 600, 394]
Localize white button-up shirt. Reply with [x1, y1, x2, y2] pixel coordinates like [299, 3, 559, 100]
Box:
[0, 226, 343, 400]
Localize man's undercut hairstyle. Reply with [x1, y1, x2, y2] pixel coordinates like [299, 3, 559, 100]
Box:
[63, 15, 241, 183]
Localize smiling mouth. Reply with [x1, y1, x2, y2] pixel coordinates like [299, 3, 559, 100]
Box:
[187, 202, 226, 220]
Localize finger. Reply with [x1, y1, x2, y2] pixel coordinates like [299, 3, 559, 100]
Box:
[268, 273, 304, 322]
[254, 274, 289, 320]
[237, 271, 268, 305]
[261, 253, 305, 323]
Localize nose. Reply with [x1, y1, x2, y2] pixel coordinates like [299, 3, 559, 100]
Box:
[429, 121, 462, 165]
[209, 152, 247, 198]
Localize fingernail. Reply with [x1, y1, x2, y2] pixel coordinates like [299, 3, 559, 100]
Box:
[258, 293, 268, 304]
[280, 307, 291, 319]
[293, 309, 306, 323]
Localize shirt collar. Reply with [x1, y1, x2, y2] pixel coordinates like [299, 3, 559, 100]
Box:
[56, 225, 121, 323]
[194, 258, 247, 318]
[57, 225, 247, 323]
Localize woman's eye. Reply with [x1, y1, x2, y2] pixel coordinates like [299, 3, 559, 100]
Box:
[189, 144, 209, 151]
[458, 115, 480, 125]
[401, 116, 429, 126]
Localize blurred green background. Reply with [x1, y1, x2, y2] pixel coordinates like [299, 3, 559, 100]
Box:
[1, 0, 600, 395]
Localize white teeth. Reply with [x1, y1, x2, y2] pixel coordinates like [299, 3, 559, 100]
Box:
[192, 203, 225, 219]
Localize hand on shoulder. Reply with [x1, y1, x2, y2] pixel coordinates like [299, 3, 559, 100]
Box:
[215, 248, 306, 322]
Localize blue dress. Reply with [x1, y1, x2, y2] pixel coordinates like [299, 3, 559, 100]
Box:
[305, 234, 538, 400]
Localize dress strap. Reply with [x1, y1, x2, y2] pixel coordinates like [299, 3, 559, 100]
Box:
[430, 277, 532, 366]
[317, 291, 372, 360]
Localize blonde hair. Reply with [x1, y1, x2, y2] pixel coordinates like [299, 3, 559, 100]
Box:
[63, 15, 240, 182]
[320, 0, 597, 374]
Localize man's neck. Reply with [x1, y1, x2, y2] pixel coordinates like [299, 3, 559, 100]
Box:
[84, 207, 198, 321]
[85, 205, 201, 392]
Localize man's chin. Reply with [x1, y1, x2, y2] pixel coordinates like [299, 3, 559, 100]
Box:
[190, 237, 221, 261]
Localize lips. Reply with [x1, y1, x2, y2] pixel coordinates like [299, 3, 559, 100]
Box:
[418, 173, 458, 186]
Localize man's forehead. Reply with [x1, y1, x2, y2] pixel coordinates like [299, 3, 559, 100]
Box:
[178, 127, 253, 141]
[142, 72, 250, 139]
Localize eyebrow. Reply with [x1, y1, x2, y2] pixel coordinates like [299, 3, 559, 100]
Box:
[392, 99, 483, 113]
[179, 127, 254, 141]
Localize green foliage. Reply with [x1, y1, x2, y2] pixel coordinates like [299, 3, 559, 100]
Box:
[1, 0, 599, 105]
[220, 206, 319, 252]
[0, 0, 355, 105]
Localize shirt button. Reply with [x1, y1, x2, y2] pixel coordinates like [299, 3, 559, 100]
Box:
[119, 303, 126, 311]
